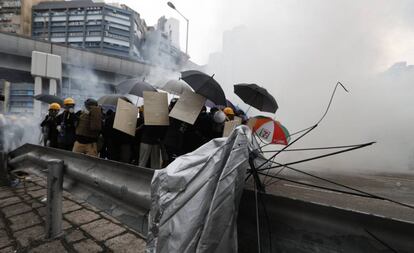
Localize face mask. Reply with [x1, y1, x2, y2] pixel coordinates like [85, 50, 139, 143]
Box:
[69, 108, 75, 113]
[83, 108, 90, 114]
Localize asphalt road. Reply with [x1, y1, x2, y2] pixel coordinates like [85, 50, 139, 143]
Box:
[247, 170, 414, 223]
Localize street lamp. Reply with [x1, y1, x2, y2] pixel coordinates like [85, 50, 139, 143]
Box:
[167, 1, 189, 55]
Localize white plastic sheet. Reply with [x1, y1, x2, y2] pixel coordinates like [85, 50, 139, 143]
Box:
[147, 126, 256, 253]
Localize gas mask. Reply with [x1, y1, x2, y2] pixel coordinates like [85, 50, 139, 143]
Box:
[49, 110, 58, 117]
[68, 108, 75, 113]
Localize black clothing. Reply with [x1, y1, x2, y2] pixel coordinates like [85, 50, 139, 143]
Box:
[102, 111, 133, 163]
[141, 125, 166, 145]
[183, 112, 211, 153]
[56, 111, 77, 150]
[162, 118, 188, 164]
[40, 115, 59, 148]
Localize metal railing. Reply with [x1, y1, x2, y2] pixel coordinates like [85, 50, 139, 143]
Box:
[8, 144, 154, 238]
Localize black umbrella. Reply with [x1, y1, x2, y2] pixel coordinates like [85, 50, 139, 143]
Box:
[97, 94, 132, 106]
[181, 70, 226, 105]
[34, 94, 64, 106]
[234, 83, 278, 113]
[205, 99, 236, 111]
[116, 78, 157, 97]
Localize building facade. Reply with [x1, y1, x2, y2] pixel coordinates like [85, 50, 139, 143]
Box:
[0, 0, 59, 36]
[142, 16, 188, 68]
[32, 0, 145, 59]
[0, 0, 22, 33]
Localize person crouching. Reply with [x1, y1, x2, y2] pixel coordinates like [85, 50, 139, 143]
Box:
[72, 99, 102, 157]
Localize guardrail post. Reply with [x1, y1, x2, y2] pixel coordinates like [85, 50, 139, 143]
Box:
[45, 159, 64, 239]
[0, 152, 9, 186]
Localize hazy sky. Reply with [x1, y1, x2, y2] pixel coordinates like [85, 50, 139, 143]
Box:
[113, 0, 414, 67]
[110, 0, 274, 64]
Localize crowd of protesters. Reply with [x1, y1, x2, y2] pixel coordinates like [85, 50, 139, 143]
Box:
[40, 97, 248, 169]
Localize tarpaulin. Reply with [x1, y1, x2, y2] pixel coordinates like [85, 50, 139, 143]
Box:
[147, 125, 256, 253]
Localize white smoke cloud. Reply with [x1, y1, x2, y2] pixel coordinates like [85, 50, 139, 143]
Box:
[206, 0, 414, 171]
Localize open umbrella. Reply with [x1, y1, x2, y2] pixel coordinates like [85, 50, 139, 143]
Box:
[250, 116, 290, 145]
[181, 70, 226, 105]
[205, 99, 236, 111]
[234, 83, 278, 113]
[116, 78, 157, 97]
[161, 80, 192, 95]
[34, 94, 64, 106]
[98, 94, 131, 106]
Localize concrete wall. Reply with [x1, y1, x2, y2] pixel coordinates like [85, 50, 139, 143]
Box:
[238, 191, 414, 253]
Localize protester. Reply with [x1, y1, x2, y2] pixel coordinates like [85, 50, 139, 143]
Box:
[57, 98, 78, 151]
[138, 107, 166, 169]
[183, 106, 210, 153]
[40, 103, 60, 148]
[223, 107, 235, 121]
[162, 99, 188, 165]
[102, 109, 133, 163]
[236, 109, 248, 124]
[72, 99, 102, 157]
[211, 110, 226, 138]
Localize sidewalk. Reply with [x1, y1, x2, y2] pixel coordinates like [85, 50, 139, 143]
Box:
[0, 175, 146, 252]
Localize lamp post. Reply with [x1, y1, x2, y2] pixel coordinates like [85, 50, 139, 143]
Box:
[167, 1, 189, 55]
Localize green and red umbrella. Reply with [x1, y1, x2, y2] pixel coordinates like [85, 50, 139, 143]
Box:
[250, 116, 290, 145]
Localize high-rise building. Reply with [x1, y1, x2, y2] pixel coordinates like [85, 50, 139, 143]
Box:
[165, 17, 180, 49]
[0, 0, 22, 33]
[0, 0, 59, 36]
[142, 16, 188, 68]
[32, 0, 145, 59]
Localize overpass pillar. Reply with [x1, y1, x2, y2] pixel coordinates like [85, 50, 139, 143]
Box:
[34, 76, 42, 117]
[49, 79, 57, 96]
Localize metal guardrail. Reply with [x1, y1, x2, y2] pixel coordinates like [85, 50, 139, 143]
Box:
[8, 144, 154, 237]
[0, 152, 9, 186]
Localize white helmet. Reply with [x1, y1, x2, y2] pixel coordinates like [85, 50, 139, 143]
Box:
[213, 111, 226, 123]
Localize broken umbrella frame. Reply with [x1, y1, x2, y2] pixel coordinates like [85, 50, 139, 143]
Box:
[244, 81, 414, 253]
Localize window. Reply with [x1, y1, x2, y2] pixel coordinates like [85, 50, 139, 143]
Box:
[51, 32, 65, 37]
[68, 21, 84, 26]
[10, 101, 34, 108]
[51, 21, 66, 26]
[10, 90, 34, 96]
[68, 32, 83, 37]
[88, 31, 101, 36]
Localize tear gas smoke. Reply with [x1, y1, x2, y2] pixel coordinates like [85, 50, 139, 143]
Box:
[206, 0, 414, 172]
[0, 114, 41, 152]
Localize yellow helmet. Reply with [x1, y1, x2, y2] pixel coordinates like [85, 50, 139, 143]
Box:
[64, 97, 75, 105]
[49, 103, 61, 110]
[223, 107, 235, 116]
